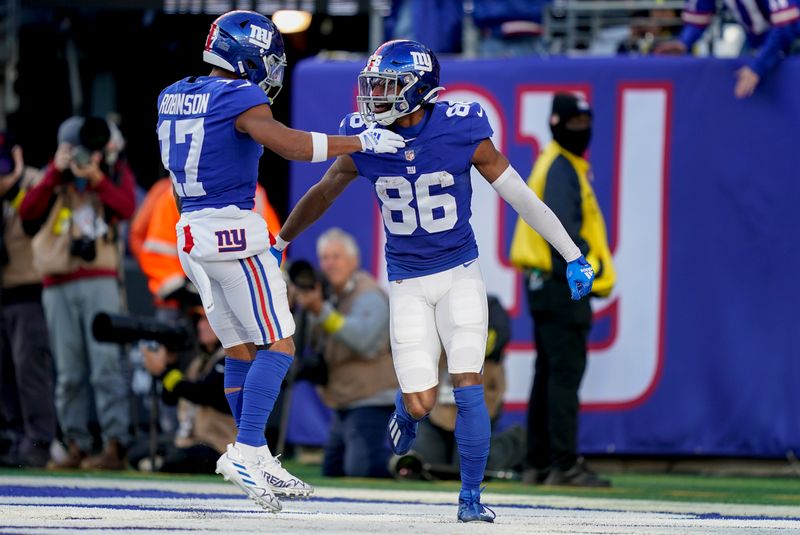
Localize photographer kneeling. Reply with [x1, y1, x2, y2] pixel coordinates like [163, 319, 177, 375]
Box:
[292, 228, 398, 478]
[133, 312, 236, 473]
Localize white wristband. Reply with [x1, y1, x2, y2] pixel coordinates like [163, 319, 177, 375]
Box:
[273, 235, 290, 251]
[310, 132, 328, 163]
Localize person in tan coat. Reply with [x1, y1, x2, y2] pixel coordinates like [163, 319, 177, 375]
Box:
[292, 228, 398, 478]
[19, 117, 135, 470]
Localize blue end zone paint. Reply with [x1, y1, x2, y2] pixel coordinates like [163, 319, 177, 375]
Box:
[0, 526, 191, 532]
[0, 486, 237, 500]
[3, 485, 800, 523]
[0, 503, 259, 514]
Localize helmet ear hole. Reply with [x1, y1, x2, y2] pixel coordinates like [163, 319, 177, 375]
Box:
[245, 59, 258, 70]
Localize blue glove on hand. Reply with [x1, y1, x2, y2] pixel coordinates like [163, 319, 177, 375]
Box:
[566, 255, 595, 300]
[269, 246, 283, 268]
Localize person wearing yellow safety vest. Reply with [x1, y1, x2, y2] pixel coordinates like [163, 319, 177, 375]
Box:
[510, 93, 616, 488]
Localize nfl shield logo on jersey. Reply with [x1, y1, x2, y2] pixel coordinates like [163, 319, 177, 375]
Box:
[404, 149, 415, 161]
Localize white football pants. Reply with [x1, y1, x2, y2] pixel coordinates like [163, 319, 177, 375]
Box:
[388, 260, 488, 393]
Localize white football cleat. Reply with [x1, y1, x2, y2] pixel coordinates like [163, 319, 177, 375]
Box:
[215, 444, 282, 512]
[257, 454, 314, 498]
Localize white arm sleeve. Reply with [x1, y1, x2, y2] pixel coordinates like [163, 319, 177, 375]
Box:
[491, 165, 582, 262]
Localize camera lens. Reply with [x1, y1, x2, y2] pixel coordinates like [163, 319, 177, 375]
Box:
[70, 237, 97, 262]
[288, 259, 318, 290]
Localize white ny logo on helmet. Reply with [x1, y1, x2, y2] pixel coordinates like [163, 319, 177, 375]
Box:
[410, 51, 432, 72]
[248, 25, 273, 49]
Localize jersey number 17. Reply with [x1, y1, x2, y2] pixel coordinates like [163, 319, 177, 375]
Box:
[158, 118, 206, 197]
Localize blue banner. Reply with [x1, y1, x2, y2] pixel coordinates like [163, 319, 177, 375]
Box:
[287, 55, 800, 458]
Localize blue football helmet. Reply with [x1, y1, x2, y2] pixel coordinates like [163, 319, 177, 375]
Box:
[357, 40, 444, 125]
[203, 10, 287, 101]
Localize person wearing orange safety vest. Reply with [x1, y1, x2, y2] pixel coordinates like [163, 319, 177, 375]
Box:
[129, 177, 172, 263]
[132, 182, 281, 311]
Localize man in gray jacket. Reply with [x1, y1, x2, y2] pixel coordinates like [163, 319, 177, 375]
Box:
[293, 228, 398, 478]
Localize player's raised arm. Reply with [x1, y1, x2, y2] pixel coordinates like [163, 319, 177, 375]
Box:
[471, 138, 594, 299]
[270, 155, 359, 259]
[236, 105, 404, 163]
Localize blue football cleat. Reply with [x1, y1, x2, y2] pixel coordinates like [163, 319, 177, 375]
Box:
[457, 487, 496, 523]
[387, 411, 418, 455]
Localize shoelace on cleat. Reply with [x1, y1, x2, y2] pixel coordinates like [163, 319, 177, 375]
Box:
[462, 486, 496, 520]
[257, 454, 304, 486]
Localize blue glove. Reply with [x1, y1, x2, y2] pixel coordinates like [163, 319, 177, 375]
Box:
[269, 246, 283, 268]
[566, 255, 594, 300]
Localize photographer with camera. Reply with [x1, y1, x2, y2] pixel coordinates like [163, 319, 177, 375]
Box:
[125, 313, 237, 474]
[0, 131, 57, 468]
[18, 116, 135, 470]
[291, 228, 398, 478]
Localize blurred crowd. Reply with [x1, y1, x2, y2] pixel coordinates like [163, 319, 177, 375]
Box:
[1, 0, 799, 478]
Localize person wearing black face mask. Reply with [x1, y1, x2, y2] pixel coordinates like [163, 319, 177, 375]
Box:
[509, 92, 617, 487]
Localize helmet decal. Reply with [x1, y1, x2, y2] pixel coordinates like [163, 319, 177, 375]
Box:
[247, 24, 273, 49]
[409, 51, 433, 72]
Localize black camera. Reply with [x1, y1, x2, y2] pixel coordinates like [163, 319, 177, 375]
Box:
[69, 236, 97, 262]
[92, 312, 194, 352]
[287, 258, 330, 299]
[287, 259, 319, 290]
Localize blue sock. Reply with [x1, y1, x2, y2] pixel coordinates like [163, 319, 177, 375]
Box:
[454, 385, 491, 494]
[236, 350, 293, 447]
[394, 389, 421, 422]
[223, 357, 252, 428]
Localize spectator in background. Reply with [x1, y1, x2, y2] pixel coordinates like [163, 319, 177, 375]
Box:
[509, 93, 616, 487]
[384, 0, 464, 53]
[0, 132, 56, 468]
[19, 116, 136, 470]
[291, 228, 398, 478]
[132, 313, 236, 474]
[128, 176, 171, 270]
[128, 176, 178, 317]
[654, 0, 800, 98]
[395, 296, 525, 479]
[472, 0, 550, 57]
[589, 8, 680, 55]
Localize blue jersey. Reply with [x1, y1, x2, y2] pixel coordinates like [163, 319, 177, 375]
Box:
[680, 0, 772, 43]
[340, 101, 493, 281]
[156, 76, 269, 212]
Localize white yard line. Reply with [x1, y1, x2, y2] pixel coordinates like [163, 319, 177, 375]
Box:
[0, 475, 799, 534]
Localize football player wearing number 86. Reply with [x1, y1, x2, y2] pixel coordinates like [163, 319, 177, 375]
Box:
[276, 39, 595, 523]
[156, 11, 405, 513]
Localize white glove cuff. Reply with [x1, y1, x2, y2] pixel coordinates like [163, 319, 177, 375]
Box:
[310, 132, 328, 163]
[273, 235, 290, 252]
[491, 165, 581, 262]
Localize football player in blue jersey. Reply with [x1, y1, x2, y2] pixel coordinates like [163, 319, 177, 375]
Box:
[156, 11, 405, 513]
[274, 40, 594, 522]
